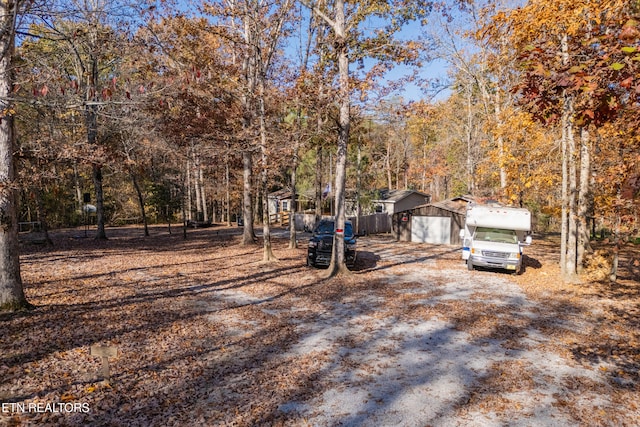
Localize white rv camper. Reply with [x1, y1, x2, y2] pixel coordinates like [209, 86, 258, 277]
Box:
[460, 203, 532, 274]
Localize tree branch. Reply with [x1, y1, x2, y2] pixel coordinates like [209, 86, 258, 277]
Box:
[299, 0, 335, 29]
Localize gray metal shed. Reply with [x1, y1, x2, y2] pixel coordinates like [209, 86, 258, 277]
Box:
[392, 196, 473, 245]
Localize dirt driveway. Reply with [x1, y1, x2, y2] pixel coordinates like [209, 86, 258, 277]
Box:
[2, 227, 639, 426]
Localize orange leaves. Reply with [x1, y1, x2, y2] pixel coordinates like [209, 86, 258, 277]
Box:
[619, 19, 640, 41]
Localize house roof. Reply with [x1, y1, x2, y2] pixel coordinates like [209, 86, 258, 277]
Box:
[372, 189, 430, 203]
[268, 188, 314, 201]
[268, 188, 292, 199]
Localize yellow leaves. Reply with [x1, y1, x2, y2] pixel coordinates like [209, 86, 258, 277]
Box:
[1, 107, 16, 117]
[60, 392, 76, 402]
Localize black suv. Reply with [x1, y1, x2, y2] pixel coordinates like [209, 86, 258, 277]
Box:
[307, 219, 357, 268]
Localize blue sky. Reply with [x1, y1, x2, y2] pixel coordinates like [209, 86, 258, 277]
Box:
[172, 0, 456, 102]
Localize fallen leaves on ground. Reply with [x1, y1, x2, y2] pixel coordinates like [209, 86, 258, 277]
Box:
[0, 226, 638, 426]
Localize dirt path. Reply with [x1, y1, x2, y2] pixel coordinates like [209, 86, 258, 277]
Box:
[2, 228, 638, 426]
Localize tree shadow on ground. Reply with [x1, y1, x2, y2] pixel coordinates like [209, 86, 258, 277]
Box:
[4, 230, 639, 426]
[353, 250, 381, 271]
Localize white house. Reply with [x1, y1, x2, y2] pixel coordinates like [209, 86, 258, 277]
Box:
[371, 189, 431, 216]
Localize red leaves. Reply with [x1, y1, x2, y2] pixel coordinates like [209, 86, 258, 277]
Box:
[101, 87, 112, 100]
[33, 85, 49, 97]
[619, 19, 640, 41]
[620, 76, 634, 89]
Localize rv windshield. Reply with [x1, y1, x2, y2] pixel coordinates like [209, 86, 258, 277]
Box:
[475, 227, 518, 244]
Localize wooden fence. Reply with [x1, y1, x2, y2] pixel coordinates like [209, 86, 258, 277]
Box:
[292, 212, 391, 235]
[350, 213, 392, 235]
[269, 211, 291, 226]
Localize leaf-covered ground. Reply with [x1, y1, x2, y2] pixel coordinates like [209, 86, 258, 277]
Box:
[1, 226, 639, 426]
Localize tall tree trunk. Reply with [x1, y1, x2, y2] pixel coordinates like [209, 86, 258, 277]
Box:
[385, 139, 392, 189]
[34, 188, 53, 245]
[314, 64, 325, 223]
[566, 115, 578, 278]
[258, 79, 276, 261]
[326, 0, 349, 277]
[92, 164, 107, 239]
[199, 161, 207, 222]
[87, 53, 107, 239]
[576, 126, 591, 273]
[610, 201, 621, 282]
[496, 90, 507, 189]
[181, 186, 187, 240]
[130, 169, 149, 237]
[402, 158, 408, 190]
[240, 0, 257, 245]
[73, 161, 82, 209]
[421, 136, 427, 192]
[241, 151, 256, 244]
[559, 31, 578, 279]
[315, 144, 323, 221]
[225, 147, 231, 226]
[0, 0, 27, 310]
[254, 173, 261, 224]
[193, 150, 202, 221]
[289, 141, 299, 248]
[465, 84, 475, 194]
[355, 133, 362, 235]
[185, 158, 192, 222]
[560, 102, 569, 275]
[560, 33, 569, 277]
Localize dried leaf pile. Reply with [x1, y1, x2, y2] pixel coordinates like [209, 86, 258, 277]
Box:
[1, 226, 638, 426]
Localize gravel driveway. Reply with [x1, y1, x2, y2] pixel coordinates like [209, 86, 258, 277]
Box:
[266, 236, 638, 426]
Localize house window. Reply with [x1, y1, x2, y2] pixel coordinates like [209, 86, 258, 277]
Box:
[282, 201, 289, 212]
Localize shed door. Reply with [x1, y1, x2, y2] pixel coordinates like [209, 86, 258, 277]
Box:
[411, 216, 451, 244]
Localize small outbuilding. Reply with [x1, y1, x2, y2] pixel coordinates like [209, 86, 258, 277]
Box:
[371, 189, 431, 216]
[392, 195, 474, 245]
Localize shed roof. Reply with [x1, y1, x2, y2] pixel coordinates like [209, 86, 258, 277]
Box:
[372, 189, 430, 203]
[396, 195, 474, 215]
[429, 198, 469, 215]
